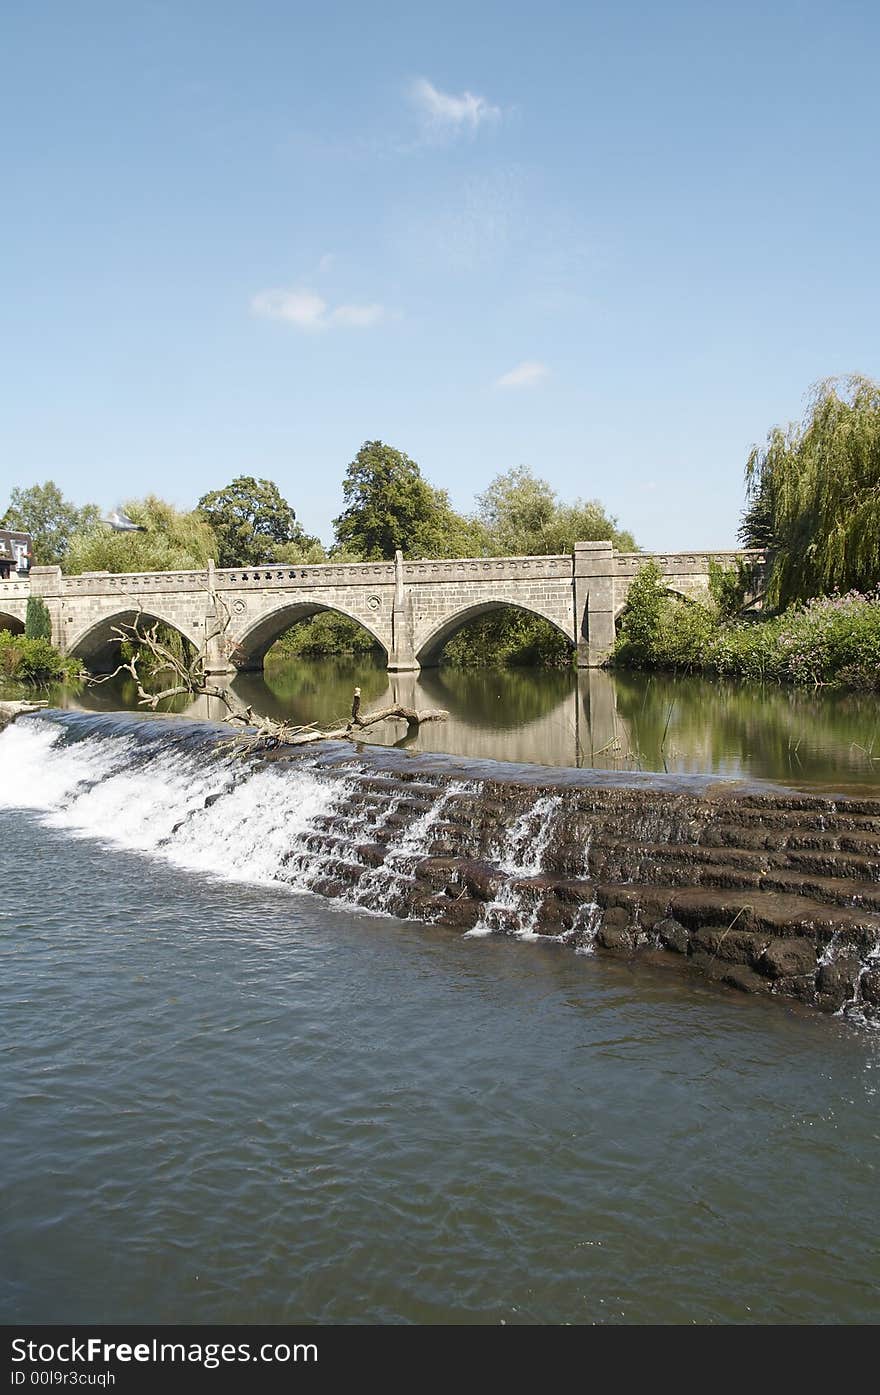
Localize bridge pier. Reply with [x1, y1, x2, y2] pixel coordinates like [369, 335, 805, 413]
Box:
[204, 559, 237, 677]
[574, 542, 616, 668]
[29, 566, 65, 650]
[387, 550, 420, 672]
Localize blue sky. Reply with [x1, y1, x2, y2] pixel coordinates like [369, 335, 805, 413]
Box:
[2, 0, 878, 550]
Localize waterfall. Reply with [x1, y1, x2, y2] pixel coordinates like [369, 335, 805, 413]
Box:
[2, 710, 879, 1022]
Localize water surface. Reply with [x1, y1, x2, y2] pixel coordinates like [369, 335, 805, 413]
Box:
[10, 658, 880, 788]
[1, 715, 878, 1324]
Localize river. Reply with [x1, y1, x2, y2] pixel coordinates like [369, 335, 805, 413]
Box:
[1, 705, 878, 1325]
[6, 656, 880, 787]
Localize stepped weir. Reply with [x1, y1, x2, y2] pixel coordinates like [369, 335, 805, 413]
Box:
[6, 710, 879, 1022]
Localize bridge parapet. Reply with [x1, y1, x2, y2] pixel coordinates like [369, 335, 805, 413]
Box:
[0, 579, 31, 599]
[403, 555, 571, 582]
[213, 561, 395, 588]
[615, 549, 766, 574]
[60, 569, 208, 595]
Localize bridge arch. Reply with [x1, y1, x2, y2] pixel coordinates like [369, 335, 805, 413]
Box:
[415, 600, 574, 668]
[67, 608, 201, 672]
[229, 601, 389, 672]
[0, 610, 25, 636]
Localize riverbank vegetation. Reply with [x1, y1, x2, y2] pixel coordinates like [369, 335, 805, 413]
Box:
[612, 376, 880, 690]
[0, 631, 81, 683]
[614, 561, 880, 690]
[0, 596, 80, 683]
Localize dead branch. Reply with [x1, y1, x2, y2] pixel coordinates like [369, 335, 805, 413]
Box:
[84, 600, 446, 754]
[290, 702, 448, 745]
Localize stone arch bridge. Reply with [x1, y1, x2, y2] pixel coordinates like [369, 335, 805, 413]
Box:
[0, 544, 764, 674]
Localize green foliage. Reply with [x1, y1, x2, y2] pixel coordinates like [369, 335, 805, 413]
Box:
[2, 481, 100, 566]
[197, 476, 315, 568]
[476, 466, 636, 555]
[272, 537, 332, 565]
[0, 630, 80, 682]
[613, 561, 668, 664]
[24, 595, 52, 640]
[613, 581, 880, 691]
[441, 610, 573, 668]
[268, 612, 379, 661]
[707, 558, 753, 620]
[65, 496, 216, 574]
[742, 375, 880, 606]
[332, 440, 485, 561]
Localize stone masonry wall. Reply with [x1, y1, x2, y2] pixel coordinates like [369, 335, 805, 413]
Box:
[16, 548, 766, 673]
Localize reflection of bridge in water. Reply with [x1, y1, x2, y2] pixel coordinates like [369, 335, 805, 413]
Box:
[72, 667, 656, 771]
[62, 660, 880, 784]
[0, 544, 764, 674]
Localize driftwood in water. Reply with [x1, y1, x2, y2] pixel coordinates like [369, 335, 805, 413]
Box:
[290, 701, 448, 745]
[0, 699, 49, 733]
[85, 607, 446, 753]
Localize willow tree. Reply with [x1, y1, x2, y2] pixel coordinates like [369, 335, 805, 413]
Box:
[64, 496, 217, 575]
[741, 375, 880, 606]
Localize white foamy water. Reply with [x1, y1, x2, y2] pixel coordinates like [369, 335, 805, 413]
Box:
[0, 719, 135, 812]
[341, 780, 476, 917]
[467, 793, 563, 937]
[1, 718, 571, 939]
[0, 717, 346, 892]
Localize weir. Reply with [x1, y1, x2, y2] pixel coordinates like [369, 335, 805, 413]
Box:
[5, 710, 879, 1022]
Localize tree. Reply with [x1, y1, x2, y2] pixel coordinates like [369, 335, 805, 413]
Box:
[742, 375, 880, 606]
[2, 481, 100, 566]
[332, 441, 484, 560]
[64, 496, 217, 574]
[476, 466, 636, 555]
[196, 476, 314, 568]
[24, 596, 52, 640]
[612, 561, 668, 666]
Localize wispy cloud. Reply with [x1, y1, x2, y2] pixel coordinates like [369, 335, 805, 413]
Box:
[251, 288, 385, 331]
[328, 302, 385, 328]
[495, 360, 549, 389]
[410, 77, 501, 139]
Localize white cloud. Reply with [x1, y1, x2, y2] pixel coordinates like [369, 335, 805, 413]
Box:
[495, 360, 549, 389]
[250, 288, 327, 329]
[251, 288, 385, 331]
[411, 77, 501, 137]
[330, 302, 385, 328]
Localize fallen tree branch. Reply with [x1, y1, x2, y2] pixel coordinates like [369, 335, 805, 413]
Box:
[84, 604, 447, 753]
[290, 703, 448, 745]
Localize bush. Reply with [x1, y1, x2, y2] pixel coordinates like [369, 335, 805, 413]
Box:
[441, 611, 574, 668]
[0, 630, 81, 682]
[25, 595, 52, 640]
[267, 612, 379, 661]
[612, 574, 880, 691]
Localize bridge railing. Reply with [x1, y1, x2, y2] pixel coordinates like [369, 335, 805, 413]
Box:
[40, 547, 767, 596]
[213, 562, 395, 586]
[402, 554, 572, 581]
[615, 549, 766, 573]
[59, 569, 209, 594]
[0, 578, 31, 598]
